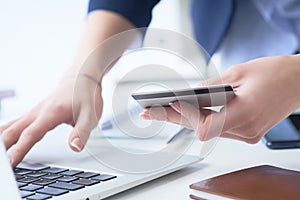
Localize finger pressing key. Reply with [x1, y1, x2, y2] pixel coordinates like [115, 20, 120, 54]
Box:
[0, 117, 21, 134]
[1, 115, 34, 150]
[8, 116, 58, 167]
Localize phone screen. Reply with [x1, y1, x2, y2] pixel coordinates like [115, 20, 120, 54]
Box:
[263, 114, 300, 149]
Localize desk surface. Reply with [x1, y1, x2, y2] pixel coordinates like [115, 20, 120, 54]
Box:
[104, 138, 300, 200]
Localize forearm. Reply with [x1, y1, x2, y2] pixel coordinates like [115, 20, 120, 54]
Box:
[63, 10, 135, 81]
[288, 54, 300, 108]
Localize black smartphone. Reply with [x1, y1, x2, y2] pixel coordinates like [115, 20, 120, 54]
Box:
[131, 84, 235, 108]
[263, 114, 300, 149]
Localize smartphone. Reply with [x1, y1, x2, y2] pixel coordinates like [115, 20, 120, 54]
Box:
[263, 114, 300, 149]
[131, 84, 235, 108]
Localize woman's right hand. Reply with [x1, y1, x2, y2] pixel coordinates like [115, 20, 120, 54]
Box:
[0, 74, 103, 167]
[141, 55, 300, 143]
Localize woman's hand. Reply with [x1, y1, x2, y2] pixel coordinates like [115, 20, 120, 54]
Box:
[0, 75, 103, 167]
[0, 10, 135, 167]
[141, 55, 300, 143]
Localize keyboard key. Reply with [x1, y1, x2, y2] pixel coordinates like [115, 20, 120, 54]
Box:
[26, 171, 47, 178]
[49, 182, 84, 191]
[60, 170, 83, 176]
[15, 174, 24, 180]
[18, 177, 39, 184]
[42, 173, 63, 180]
[16, 163, 49, 171]
[42, 167, 68, 174]
[34, 179, 56, 186]
[37, 187, 68, 196]
[57, 175, 79, 182]
[14, 168, 32, 175]
[75, 172, 99, 179]
[19, 190, 34, 198]
[26, 193, 52, 200]
[20, 184, 43, 192]
[92, 174, 117, 181]
[72, 178, 99, 186]
[17, 181, 27, 188]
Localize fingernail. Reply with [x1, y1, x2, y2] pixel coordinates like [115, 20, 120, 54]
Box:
[10, 158, 14, 166]
[140, 113, 150, 120]
[71, 137, 83, 152]
[169, 102, 181, 113]
[143, 109, 150, 115]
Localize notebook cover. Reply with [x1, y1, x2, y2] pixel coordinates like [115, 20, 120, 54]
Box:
[190, 165, 300, 200]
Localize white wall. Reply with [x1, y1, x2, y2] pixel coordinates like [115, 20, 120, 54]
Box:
[0, 0, 88, 116]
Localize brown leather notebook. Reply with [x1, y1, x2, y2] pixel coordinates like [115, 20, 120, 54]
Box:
[190, 165, 300, 200]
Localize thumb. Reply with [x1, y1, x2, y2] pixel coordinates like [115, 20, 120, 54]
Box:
[68, 117, 95, 152]
[69, 128, 84, 152]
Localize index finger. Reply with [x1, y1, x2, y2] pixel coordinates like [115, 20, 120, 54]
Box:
[9, 116, 61, 167]
[0, 117, 21, 134]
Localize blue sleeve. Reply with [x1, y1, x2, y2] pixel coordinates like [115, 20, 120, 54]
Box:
[88, 0, 160, 28]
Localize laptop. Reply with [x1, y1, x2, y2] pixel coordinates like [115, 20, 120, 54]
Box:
[1, 122, 202, 200]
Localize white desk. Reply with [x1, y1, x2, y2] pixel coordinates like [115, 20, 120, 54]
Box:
[104, 138, 300, 199]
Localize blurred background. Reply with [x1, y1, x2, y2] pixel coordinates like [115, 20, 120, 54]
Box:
[0, 0, 88, 117]
[1, 0, 210, 120]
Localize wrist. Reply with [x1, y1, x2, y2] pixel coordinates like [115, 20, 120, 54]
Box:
[61, 72, 102, 88]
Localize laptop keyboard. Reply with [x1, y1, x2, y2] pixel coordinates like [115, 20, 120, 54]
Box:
[14, 163, 117, 200]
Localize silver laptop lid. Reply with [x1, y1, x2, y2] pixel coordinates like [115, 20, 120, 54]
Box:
[0, 138, 21, 199]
